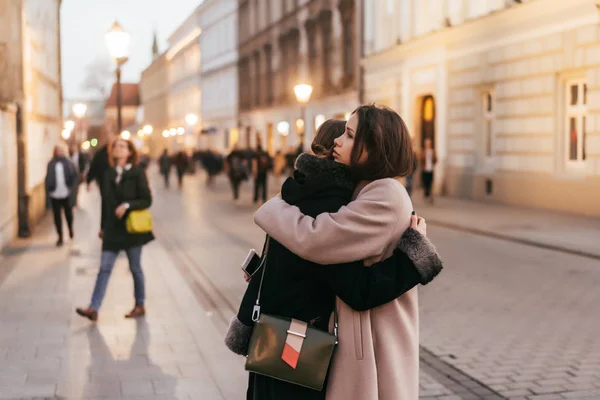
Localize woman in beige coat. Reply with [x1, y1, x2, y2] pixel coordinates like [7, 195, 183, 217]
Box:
[254, 105, 423, 400]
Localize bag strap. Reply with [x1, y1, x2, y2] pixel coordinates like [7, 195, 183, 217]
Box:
[250, 235, 339, 342]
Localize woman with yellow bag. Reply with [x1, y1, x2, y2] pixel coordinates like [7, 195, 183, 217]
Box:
[76, 138, 154, 322]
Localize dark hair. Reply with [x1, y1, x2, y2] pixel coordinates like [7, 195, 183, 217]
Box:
[311, 119, 346, 159]
[109, 138, 139, 167]
[349, 104, 414, 180]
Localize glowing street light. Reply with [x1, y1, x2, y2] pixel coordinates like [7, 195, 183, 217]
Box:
[277, 121, 290, 137]
[121, 130, 131, 140]
[294, 84, 313, 104]
[61, 129, 71, 140]
[293, 83, 313, 149]
[82, 141, 91, 150]
[72, 103, 87, 119]
[162, 130, 170, 138]
[91, 138, 98, 147]
[64, 120, 75, 131]
[177, 127, 185, 135]
[185, 113, 198, 126]
[143, 125, 153, 134]
[105, 21, 130, 133]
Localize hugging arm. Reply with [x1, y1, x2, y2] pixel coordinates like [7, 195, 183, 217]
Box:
[320, 229, 442, 311]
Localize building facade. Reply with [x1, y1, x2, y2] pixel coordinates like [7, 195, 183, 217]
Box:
[140, 10, 202, 154]
[237, 0, 360, 154]
[198, 0, 238, 153]
[363, 0, 600, 216]
[0, 0, 62, 242]
[140, 54, 169, 156]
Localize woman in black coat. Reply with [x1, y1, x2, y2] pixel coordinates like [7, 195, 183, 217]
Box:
[76, 138, 154, 322]
[225, 120, 443, 400]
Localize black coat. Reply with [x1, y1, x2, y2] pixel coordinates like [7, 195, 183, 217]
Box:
[45, 157, 77, 195]
[239, 154, 423, 400]
[87, 145, 110, 191]
[100, 165, 154, 252]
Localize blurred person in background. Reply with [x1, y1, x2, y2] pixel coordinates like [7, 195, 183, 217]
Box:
[159, 149, 172, 188]
[272, 150, 286, 187]
[45, 144, 78, 246]
[69, 142, 89, 207]
[173, 151, 189, 189]
[405, 150, 418, 198]
[76, 138, 154, 322]
[226, 144, 249, 202]
[86, 133, 114, 195]
[252, 144, 272, 204]
[420, 138, 437, 205]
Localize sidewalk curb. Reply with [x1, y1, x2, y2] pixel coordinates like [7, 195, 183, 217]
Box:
[429, 219, 600, 261]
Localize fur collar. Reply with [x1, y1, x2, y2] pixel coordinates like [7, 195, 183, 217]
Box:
[294, 153, 355, 191]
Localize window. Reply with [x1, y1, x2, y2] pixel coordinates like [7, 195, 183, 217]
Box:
[483, 91, 495, 157]
[565, 80, 587, 163]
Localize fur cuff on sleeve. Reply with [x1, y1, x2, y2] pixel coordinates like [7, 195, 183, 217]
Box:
[224, 316, 253, 356]
[397, 228, 443, 285]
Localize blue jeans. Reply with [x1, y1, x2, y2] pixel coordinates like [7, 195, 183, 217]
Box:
[90, 247, 145, 311]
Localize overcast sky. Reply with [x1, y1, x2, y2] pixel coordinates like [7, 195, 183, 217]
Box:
[60, 0, 202, 101]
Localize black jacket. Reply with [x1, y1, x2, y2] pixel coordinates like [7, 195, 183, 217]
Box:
[101, 165, 154, 252]
[239, 154, 424, 400]
[45, 157, 77, 195]
[87, 145, 110, 190]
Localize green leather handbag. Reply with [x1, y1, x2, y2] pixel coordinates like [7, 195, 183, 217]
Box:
[245, 237, 339, 391]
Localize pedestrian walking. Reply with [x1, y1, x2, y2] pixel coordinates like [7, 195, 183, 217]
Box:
[69, 143, 89, 207]
[272, 150, 286, 188]
[174, 151, 188, 189]
[226, 119, 442, 400]
[405, 150, 417, 198]
[226, 144, 248, 201]
[86, 133, 113, 194]
[159, 149, 172, 188]
[254, 105, 423, 400]
[420, 138, 437, 205]
[45, 144, 78, 246]
[252, 144, 272, 204]
[76, 138, 154, 322]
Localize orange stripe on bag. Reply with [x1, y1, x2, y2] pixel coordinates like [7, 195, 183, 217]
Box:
[282, 319, 307, 369]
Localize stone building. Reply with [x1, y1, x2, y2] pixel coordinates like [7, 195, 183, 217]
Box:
[0, 0, 62, 244]
[237, 0, 359, 153]
[363, 0, 600, 216]
[140, 11, 202, 155]
[198, 0, 239, 153]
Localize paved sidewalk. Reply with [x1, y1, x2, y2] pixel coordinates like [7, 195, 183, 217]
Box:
[0, 191, 247, 400]
[411, 195, 600, 259]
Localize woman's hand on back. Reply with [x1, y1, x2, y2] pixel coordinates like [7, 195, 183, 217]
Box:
[410, 214, 427, 237]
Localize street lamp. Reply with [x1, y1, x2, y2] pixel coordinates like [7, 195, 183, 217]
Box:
[143, 125, 153, 135]
[121, 130, 131, 140]
[185, 113, 198, 126]
[105, 21, 130, 134]
[294, 83, 313, 149]
[64, 120, 75, 132]
[72, 102, 87, 143]
[61, 129, 72, 140]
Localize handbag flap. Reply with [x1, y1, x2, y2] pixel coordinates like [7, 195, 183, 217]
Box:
[245, 314, 336, 391]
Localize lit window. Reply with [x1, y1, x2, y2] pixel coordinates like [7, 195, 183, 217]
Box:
[565, 80, 587, 163]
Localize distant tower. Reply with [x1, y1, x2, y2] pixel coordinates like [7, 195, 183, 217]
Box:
[152, 29, 159, 60]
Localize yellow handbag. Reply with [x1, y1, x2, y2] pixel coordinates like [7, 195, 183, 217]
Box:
[126, 209, 153, 234]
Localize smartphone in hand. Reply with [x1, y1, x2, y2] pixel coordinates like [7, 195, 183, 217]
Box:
[242, 249, 262, 277]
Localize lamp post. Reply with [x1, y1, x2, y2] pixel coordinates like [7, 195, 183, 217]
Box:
[72, 102, 87, 144]
[293, 83, 313, 150]
[105, 21, 130, 134]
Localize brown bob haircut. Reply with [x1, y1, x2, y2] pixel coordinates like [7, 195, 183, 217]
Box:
[311, 119, 346, 159]
[349, 104, 414, 180]
[108, 138, 139, 167]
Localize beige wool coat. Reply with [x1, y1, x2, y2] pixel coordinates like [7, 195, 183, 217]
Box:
[254, 178, 419, 400]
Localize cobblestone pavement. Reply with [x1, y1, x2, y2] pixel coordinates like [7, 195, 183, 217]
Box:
[1, 168, 599, 399]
